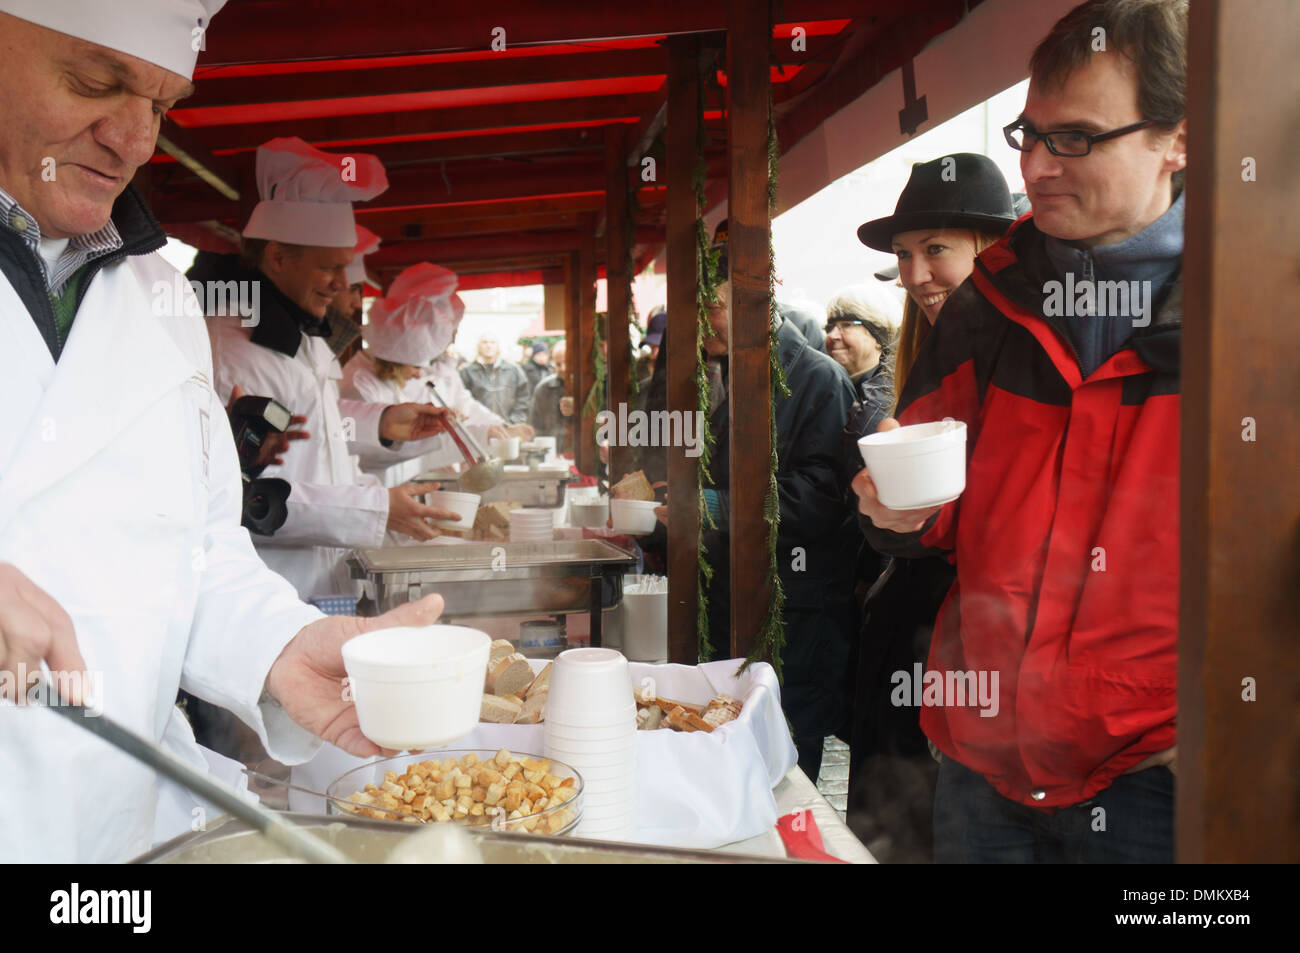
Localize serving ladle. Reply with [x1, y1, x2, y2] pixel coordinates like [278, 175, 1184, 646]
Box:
[424, 381, 503, 492]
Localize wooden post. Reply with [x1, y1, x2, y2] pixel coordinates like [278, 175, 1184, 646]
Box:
[664, 35, 703, 665]
[575, 211, 598, 475]
[605, 125, 632, 486]
[724, 0, 773, 659]
[1179, 0, 1300, 863]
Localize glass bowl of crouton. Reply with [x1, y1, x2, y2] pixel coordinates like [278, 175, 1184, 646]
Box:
[326, 748, 584, 836]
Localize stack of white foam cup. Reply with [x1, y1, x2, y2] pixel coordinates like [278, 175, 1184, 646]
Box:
[542, 647, 637, 840]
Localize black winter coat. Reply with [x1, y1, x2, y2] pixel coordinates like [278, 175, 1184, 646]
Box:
[703, 317, 859, 740]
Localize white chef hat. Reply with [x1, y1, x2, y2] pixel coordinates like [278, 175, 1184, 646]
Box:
[364, 263, 460, 365]
[344, 226, 381, 288]
[0, 0, 227, 80]
[242, 137, 388, 248]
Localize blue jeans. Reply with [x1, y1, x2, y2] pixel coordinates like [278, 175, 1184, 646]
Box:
[933, 755, 1174, 863]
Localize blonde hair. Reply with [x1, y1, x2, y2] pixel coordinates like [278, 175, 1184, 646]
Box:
[373, 356, 408, 386]
[892, 230, 1004, 407]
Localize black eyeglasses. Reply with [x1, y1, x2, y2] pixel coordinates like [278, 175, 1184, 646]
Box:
[1003, 118, 1157, 157]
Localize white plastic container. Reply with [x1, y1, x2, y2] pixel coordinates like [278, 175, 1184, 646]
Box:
[426, 489, 481, 531]
[620, 582, 667, 662]
[610, 498, 659, 534]
[857, 419, 967, 509]
[547, 648, 635, 719]
[541, 714, 638, 739]
[489, 436, 520, 461]
[569, 497, 610, 528]
[341, 625, 490, 750]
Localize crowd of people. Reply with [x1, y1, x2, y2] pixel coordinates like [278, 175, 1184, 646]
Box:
[1, 0, 1187, 865]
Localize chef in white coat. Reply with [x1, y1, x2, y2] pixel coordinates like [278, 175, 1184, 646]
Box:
[341, 263, 524, 486]
[206, 138, 462, 599]
[0, 0, 454, 862]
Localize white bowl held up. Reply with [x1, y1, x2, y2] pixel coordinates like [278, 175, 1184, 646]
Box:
[857, 419, 967, 510]
[341, 625, 490, 750]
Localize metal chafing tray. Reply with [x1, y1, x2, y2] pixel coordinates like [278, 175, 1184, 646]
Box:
[347, 540, 637, 645]
[131, 812, 806, 864]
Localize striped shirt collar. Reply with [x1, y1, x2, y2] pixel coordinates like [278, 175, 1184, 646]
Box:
[0, 185, 123, 295]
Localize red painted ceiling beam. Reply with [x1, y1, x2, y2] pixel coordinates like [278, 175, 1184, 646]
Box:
[176, 93, 659, 152]
[196, 2, 889, 66]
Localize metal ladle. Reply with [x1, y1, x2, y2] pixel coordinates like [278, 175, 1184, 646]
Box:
[35, 683, 349, 864]
[424, 381, 503, 492]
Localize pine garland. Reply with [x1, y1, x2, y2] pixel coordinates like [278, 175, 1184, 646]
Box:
[740, 75, 790, 681]
[582, 311, 606, 420]
[626, 177, 641, 400]
[693, 55, 723, 664]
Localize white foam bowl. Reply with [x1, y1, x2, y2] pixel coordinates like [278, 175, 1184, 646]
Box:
[426, 489, 480, 531]
[569, 498, 610, 528]
[857, 419, 967, 510]
[490, 436, 521, 460]
[610, 498, 659, 535]
[341, 624, 490, 750]
[543, 740, 637, 764]
[543, 713, 638, 737]
[549, 648, 636, 720]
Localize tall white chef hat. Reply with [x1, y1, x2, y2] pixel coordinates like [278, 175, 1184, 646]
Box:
[242, 137, 389, 249]
[0, 0, 227, 79]
[364, 263, 460, 365]
[344, 226, 381, 288]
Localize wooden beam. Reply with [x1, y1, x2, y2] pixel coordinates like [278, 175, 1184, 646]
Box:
[1179, 0, 1300, 864]
[604, 125, 633, 486]
[453, 267, 564, 291]
[186, 49, 670, 109]
[725, 0, 773, 661]
[664, 35, 704, 665]
[196, 2, 890, 66]
[177, 94, 655, 153]
[155, 125, 241, 201]
[774, 0, 966, 192]
[357, 194, 607, 230]
[156, 162, 610, 222]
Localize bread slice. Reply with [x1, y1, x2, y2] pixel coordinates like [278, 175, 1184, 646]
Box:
[488, 639, 515, 667]
[481, 693, 523, 724]
[486, 653, 534, 697]
[701, 693, 743, 728]
[525, 662, 551, 699]
[610, 469, 654, 501]
[514, 690, 547, 725]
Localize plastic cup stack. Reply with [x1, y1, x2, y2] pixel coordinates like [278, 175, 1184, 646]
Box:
[508, 508, 555, 543]
[542, 647, 636, 840]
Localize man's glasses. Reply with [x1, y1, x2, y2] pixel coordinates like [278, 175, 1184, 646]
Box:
[1002, 118, 1157, 157]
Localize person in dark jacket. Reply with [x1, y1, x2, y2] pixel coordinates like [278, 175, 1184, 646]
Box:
[520, 340, 553, 395]
[825, 283, 901, 441]
[691, 282, 858, 781]
[460, 332, 531, 423]
[529, 342, 572, 452]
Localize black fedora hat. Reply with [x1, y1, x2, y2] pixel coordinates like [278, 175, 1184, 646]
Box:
[856, 153, 1017, 252]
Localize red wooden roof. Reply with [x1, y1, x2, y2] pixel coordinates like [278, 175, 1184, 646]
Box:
[146, 0, 983, 289]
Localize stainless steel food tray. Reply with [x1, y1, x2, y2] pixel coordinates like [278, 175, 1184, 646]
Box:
[132, 812, 806, 864]
[348, 540, 637, 639]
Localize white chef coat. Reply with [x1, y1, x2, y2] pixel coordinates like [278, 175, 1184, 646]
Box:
[340, 352, 502, 487]
[0, 251, 325, 863]
[208, 318, 393, 598]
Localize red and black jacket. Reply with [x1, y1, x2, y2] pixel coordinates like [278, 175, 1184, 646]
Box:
[863, 213, 1181, 809]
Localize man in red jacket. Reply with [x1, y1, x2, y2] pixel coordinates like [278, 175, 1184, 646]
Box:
[853, 0, 1187, 862]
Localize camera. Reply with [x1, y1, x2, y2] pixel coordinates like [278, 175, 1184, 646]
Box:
[227, 395, 293, 536]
